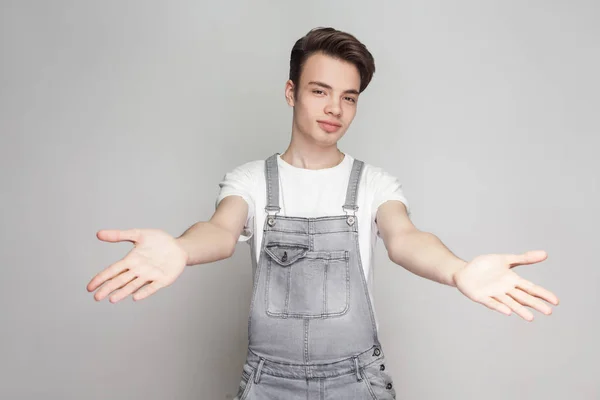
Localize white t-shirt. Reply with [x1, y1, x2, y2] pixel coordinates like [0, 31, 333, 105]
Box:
[215, 153, 410, 328]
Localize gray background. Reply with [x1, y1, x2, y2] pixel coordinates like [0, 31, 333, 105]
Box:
[1, 1, 598, 399]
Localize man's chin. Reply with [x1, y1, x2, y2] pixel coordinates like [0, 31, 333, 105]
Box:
[314, 130, 345, 144]
[313, 136, 342, 148]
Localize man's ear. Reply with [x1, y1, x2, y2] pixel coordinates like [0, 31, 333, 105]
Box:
[285, 80, 295, 107]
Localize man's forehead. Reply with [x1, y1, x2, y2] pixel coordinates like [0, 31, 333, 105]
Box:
[300, 54, 361, 92]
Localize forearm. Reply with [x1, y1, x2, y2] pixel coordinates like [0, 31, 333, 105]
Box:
[176, 221, 237, 266]
[387, 230, 467, 287]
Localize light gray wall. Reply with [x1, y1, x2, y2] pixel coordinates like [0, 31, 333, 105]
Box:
[1, 1, 597, 399]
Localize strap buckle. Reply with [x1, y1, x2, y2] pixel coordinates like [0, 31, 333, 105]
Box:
[265, 206, 280, 226]
[342, 205, 358, 226]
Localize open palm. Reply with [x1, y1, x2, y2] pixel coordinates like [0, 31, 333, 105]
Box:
[87, 228, 188, 303]
[453, 250, 560, 321]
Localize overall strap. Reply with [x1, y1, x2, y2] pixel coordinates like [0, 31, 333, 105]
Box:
[264, 153, 281, 215]
[342, 159, 365, 214]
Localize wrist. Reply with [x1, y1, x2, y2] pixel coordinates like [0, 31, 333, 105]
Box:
[175, 236, 191, 266]
[448, 258, 468, 287]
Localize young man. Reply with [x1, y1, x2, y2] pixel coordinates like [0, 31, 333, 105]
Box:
[87, 28, 560, 399]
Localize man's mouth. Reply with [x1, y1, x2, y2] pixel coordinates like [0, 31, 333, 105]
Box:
[317, 120, 342, 133]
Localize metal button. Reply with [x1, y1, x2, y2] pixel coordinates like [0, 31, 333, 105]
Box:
[346, 216, 355, 226]
[386, 383, 393, 390]
[373, 348, 381, 356]
[282, 251, 288, 262]
[380, 364, 385, 371]
[267, 217, 275, 226]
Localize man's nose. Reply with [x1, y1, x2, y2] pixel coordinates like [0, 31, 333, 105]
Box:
[325, 100, 342, 117]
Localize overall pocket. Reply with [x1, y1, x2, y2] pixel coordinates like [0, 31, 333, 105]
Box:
[361, 358, 397, 400]
[234, 363, 255, 400]
[265, 243, 349, 318]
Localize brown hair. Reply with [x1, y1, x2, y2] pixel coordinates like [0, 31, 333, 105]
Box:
[289, 27, 376, 96]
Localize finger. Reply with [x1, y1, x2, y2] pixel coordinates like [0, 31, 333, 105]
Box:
[94, 270, 137, 301]
[132, 281, 161, 301]
[494, 294, 534, 321]
[97, 229, 141, 244]
[517, 279, 560, 306]
[479, 297, 512, 316]
[109, 277, 151, 303]
[505, 250, 548, 267]
[508, 288, 553, 315]
[87, 258, 131, 292]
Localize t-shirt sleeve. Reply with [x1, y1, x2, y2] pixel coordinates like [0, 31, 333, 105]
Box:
[370, 167, 411, 236]
[215, 163, 257, 242]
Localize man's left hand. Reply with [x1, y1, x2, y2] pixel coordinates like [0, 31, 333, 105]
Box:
[453, 250, 560, 321]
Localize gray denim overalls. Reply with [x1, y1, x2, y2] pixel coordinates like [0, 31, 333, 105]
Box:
[234, 154, 397, 399]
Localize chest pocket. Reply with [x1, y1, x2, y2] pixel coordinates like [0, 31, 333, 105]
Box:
[264, 242, 350, 319]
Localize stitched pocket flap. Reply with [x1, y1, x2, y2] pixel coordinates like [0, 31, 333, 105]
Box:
[265, 243, 308, 266]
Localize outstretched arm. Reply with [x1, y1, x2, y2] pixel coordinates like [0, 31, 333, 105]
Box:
[376, 200, 466, 286]
[376, 200, 559, 321]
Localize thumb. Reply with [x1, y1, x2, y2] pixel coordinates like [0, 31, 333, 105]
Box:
[96, 229, 141, 244]
[506, 250, 548, 267]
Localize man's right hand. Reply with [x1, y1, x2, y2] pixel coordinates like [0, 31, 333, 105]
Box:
[87, 228, 188, 303]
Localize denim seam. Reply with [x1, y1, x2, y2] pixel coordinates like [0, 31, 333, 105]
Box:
[240, 369, 255, 400]
[247, 345, 378, 368]
[320, 378, 325, 400]
[247, 222, 270, 340]
[265, 215, 354, 222]
[304, 318, 309, 365]
[360, 369, 378, 400]
[266, 241, 309, 249]
[352, 217, 379, 338]
[284, 262, 292, 314]
[265, 228, 354, 235]
[323, 259, 328, 315]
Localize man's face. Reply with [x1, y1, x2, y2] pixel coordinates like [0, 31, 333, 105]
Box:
[285, 52, 361, 147]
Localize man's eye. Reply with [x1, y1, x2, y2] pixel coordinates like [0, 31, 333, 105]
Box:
[345, 97, 356, 103]
[313, 90, 324, 95]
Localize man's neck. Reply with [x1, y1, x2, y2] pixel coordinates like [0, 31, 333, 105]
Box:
[280, 145, 345, 170]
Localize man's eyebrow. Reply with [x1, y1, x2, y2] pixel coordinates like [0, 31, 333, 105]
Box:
[307, 81, 360, 95]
